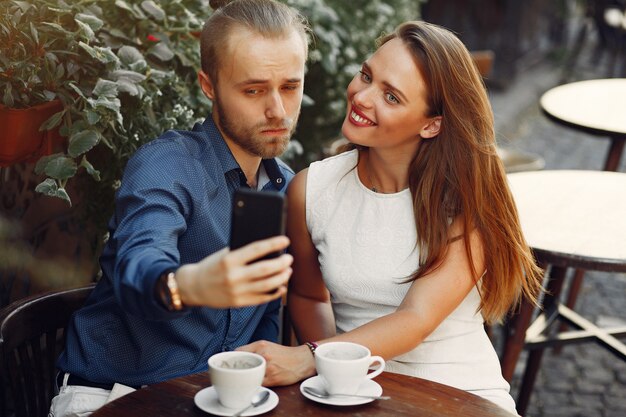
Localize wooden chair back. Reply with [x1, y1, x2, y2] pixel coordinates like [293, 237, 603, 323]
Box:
[0, 284, 95, 417]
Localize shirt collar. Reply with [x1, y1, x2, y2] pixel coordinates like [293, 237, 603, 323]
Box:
[201, 116, 288, 191]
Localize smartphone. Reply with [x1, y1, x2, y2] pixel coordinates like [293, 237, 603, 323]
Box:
[229, 188, 287, 262]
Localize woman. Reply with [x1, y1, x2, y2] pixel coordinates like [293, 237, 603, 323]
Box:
[240, 20, 543, 413]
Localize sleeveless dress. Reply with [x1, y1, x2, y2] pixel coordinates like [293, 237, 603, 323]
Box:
[305, 150, 517, 413]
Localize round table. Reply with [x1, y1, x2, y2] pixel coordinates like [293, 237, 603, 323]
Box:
[91, 371, 517, 417]
[501, 170, 626, 415]
[540, 78, 626, 171]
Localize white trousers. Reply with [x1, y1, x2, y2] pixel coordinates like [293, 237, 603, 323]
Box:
[48, 373, 136, 417]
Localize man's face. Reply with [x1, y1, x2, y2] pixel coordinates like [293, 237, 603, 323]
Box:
[200, 28, 306, 159]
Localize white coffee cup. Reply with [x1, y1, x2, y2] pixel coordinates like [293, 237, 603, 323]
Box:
[208, 351, 266, 409]
[315, 342, 385, 395]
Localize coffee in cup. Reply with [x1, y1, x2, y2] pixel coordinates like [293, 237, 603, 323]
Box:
[314, 342, 385, 395]
[208, 351, 266, 408]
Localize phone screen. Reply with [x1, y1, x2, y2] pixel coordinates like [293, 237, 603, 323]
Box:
[229, 188, 286, 261]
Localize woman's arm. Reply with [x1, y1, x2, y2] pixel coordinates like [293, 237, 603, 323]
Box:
[286, 169, 336, 342]
[316, 218, 481, 359]
[241, 209, 482, 386]
[238, 169, 336, 385]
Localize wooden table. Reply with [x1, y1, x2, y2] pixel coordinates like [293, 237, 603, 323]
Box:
[91, 371, 516, 417]
[502, 170, 626, 415]
[540, 78, 626, 171]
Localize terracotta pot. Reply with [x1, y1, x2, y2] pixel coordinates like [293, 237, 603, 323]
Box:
[0, 99, 65, 167]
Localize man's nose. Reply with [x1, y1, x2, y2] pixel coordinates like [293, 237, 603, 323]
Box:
[265, 91, 287, 119]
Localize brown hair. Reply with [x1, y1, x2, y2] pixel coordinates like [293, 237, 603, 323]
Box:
[378, 21, 543, 323]
[201, 0, 310, 84]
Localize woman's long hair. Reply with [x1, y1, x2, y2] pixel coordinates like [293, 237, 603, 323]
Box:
[379, 22, 543, 323]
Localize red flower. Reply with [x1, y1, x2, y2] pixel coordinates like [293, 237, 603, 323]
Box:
[147, 34, 159, 42]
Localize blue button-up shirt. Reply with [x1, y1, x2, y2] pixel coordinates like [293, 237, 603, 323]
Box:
[57, 117, 294, 386]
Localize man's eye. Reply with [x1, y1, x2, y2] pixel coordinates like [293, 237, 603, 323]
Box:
[359, 71, 371, 83]
[245, 89, 259, 95]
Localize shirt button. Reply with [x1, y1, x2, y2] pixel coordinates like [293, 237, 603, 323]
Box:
[222, 346, 231, 352]
[276, 178, 283, 184]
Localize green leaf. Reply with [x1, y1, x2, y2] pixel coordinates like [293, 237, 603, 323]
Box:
[39, 110, 66, 131]
[302, 94, 315, 107]
[141, 1, 165, 21]
[108, 28, 131, 41]
[80, 156, 101, 181]
[43, 90, 56, 101]
[117, 45, 144, 65]
[116, 79, 139, 96]
[78, 41, 98, 59]
[42, 22, 72, 36]
[68, 82, 86, 99]
[35, 178, 57, 193]
[114, 0, 133, 13]
[86, 110, 101, 125]
[14, 1, 32, 13]
[55, 187, 72, 205]
[95, 46, 120, 65]
[88, 96, 121, 112]
[44, 156, 78, 180]
[115, 0, 147, 19]
[29, 22, 39, 44]
[93, 79, 118, 98]
[79, 42, 119, 65]
[112, 69, 146, 83]
[75, 19, 95, 41]
[69, 130, 100, 157]
[3, 84, 14, 107]
[75, 13, 104, 32]
[148, 42, 174, 61]
[35, 179, 72, 205]
[34, 153, 64, 175]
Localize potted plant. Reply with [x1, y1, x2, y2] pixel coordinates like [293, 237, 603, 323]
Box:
[1, 0, 210, 217]
[0, 0, 212, 296]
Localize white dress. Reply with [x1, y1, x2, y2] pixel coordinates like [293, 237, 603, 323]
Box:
[305, 150, 517, 414]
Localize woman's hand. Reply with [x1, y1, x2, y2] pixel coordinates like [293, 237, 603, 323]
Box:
[237, 341, 316, 386]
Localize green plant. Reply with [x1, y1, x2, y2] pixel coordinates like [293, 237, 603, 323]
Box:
[0, 0, 423, 230]
[0, 0, 210, 219]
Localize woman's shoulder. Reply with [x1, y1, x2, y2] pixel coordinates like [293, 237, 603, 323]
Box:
[308, 149, 358, 179]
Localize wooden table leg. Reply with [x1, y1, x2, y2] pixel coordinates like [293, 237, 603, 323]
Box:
[555, 268, 586, 354]
[501, 301, 535, 382]
[516, 348, 545, 416]
[513, 265, 568, 413]
[603, 136, 625, 172]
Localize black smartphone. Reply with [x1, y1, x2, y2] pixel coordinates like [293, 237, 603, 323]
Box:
[229, 188, 287, 262]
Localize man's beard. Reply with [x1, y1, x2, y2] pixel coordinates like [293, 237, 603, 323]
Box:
[215, 94, 299, 159]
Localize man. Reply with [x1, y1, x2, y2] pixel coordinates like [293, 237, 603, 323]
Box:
[49, 1, 309, 415]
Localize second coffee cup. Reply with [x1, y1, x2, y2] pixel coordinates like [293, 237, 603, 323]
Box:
[315, 342, 385, 395]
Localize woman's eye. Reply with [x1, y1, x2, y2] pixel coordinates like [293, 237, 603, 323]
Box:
[385, 92, 399, 104]
[359, 71, 371, 83]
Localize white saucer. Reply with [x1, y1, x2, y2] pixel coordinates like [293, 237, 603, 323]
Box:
[194, 386, 278, 416]
[299, 375, 383, 406]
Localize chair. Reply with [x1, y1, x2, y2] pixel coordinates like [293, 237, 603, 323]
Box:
[0, 284, 95, 417]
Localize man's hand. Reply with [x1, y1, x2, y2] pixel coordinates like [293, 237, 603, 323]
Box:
[176, 236, 293, 308]
[237, 341, 316, 386]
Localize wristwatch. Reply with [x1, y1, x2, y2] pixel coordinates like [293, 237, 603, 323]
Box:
[156, 271, 184, 311]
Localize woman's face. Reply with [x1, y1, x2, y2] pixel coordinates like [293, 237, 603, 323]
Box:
[341, 38, 441, 152]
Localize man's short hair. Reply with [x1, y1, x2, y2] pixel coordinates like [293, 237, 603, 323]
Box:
[201, 0, 310, 84]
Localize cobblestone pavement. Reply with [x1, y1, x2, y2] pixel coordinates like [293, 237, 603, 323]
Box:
[488, 33, 626, 417]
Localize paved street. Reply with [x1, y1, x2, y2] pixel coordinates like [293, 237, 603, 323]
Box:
[488, 31, 626, 417]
